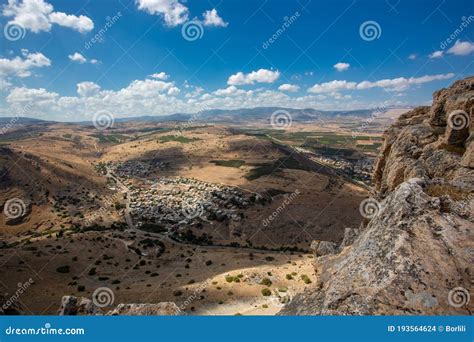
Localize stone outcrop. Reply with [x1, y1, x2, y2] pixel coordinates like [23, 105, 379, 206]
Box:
[58, 296, 182, 316]
[280, 77, 473, 315]
[107, 303, 182, 316]
[58, 296, 103, 315]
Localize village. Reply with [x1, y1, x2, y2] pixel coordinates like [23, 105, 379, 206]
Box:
[103, 161, 265, 234]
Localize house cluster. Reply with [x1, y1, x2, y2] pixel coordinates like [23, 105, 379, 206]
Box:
[106, 160, 168, 179]
[128, 177, 259, 230]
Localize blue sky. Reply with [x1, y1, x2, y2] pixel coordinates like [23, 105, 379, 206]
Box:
[0, 0, 473, 121]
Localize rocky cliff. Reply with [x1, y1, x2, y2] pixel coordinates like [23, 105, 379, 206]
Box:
[280, 76, 473, 315]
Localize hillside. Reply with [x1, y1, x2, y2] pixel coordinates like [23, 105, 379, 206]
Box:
[280, 76, 473, 315]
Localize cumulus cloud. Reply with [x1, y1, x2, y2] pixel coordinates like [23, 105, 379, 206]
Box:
[68, 53, 99, 64]
[227, 69, 280, 85]
[308, 73, 455, 93]
[447, 40, 474, 56]
[278, 84, 299, 92]
[149, 72, 169, 80]
[48, 11, 94, 33]
[2, 0, 93, 33]
[7, 86, 57, 103]
[429, 50, 444, 59]
[0, 51, 51, 78]
[202, 8, 228, 27]
[135, 0, 189, 26]
[408, 54, 417, 60]
[333, 62, 350, 72]
[77, 82, 101, 97]
[68, 52, 87, 64]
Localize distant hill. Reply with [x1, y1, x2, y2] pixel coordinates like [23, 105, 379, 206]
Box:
[1, 106, 410, 126]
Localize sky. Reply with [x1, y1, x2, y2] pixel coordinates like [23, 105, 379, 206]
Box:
[0, 0, 473, 121]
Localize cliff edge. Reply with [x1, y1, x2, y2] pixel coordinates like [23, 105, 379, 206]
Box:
[280, 76, 473, 315]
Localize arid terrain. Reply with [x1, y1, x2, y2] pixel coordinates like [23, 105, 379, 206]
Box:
[0, 113, 386, 315]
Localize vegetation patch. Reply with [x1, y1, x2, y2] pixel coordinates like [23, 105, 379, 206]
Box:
[158, 135, 200, 144]
[210, 159, 246, 168]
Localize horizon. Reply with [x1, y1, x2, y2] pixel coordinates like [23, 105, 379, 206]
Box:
[0, 0, 473, 122]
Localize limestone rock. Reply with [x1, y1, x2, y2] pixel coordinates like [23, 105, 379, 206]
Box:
[311, 240, 338, 257]
[106, 302, 182, 315]
[280, 77, 474, 316]
[58, 296, 102, 316]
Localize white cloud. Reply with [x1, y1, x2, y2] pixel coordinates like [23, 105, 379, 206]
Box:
[77, 82, 101, 97]
[278, 84, 299, 92]
[2, 0, 93, 33]
[68, 52, 87, 64]
[48, 11, 94, 33]
[202, 8, 228, 27]
[0, 51, 51, 78]
[308, 73, 455, 93]
[7, 86, 57, 104]
[447, 40, 474, 56]
[308, 80, 356, 93]
[408, 54, 417, 60]
[429, 50, 444, 59]
[136, 0, 189, 26]
[227, 69, 280, 85]
[68, 53, 99, 64]
[333, 62, 350, 72]
[150, 72, 169, 80]
[213, 85, 246, 96]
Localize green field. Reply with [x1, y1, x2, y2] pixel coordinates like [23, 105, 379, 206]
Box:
[158, 135, 200, 143]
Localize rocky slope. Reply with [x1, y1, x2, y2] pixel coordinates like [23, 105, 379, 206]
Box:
[58, 296, 182, 316]
[280, 76, 473, 315]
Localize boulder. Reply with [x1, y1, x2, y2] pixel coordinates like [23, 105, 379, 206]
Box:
[106, 302, 182, 315]
[58, 296, 102, 316]
[311, 240, 338, 257]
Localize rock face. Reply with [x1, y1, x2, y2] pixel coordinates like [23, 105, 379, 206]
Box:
[107, 303, 182, 316]
[280, 77, 473, 315]
[58, 296, 103, 315]
[58, 296, 182, 316]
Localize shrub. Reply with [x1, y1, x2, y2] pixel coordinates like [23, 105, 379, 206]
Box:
[56, 265, 70, 273]
[260, 278, 272, 287]
[301, 274, 312, 284]
[261, 288, 272, 296]
[285, 274, 293, 280]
